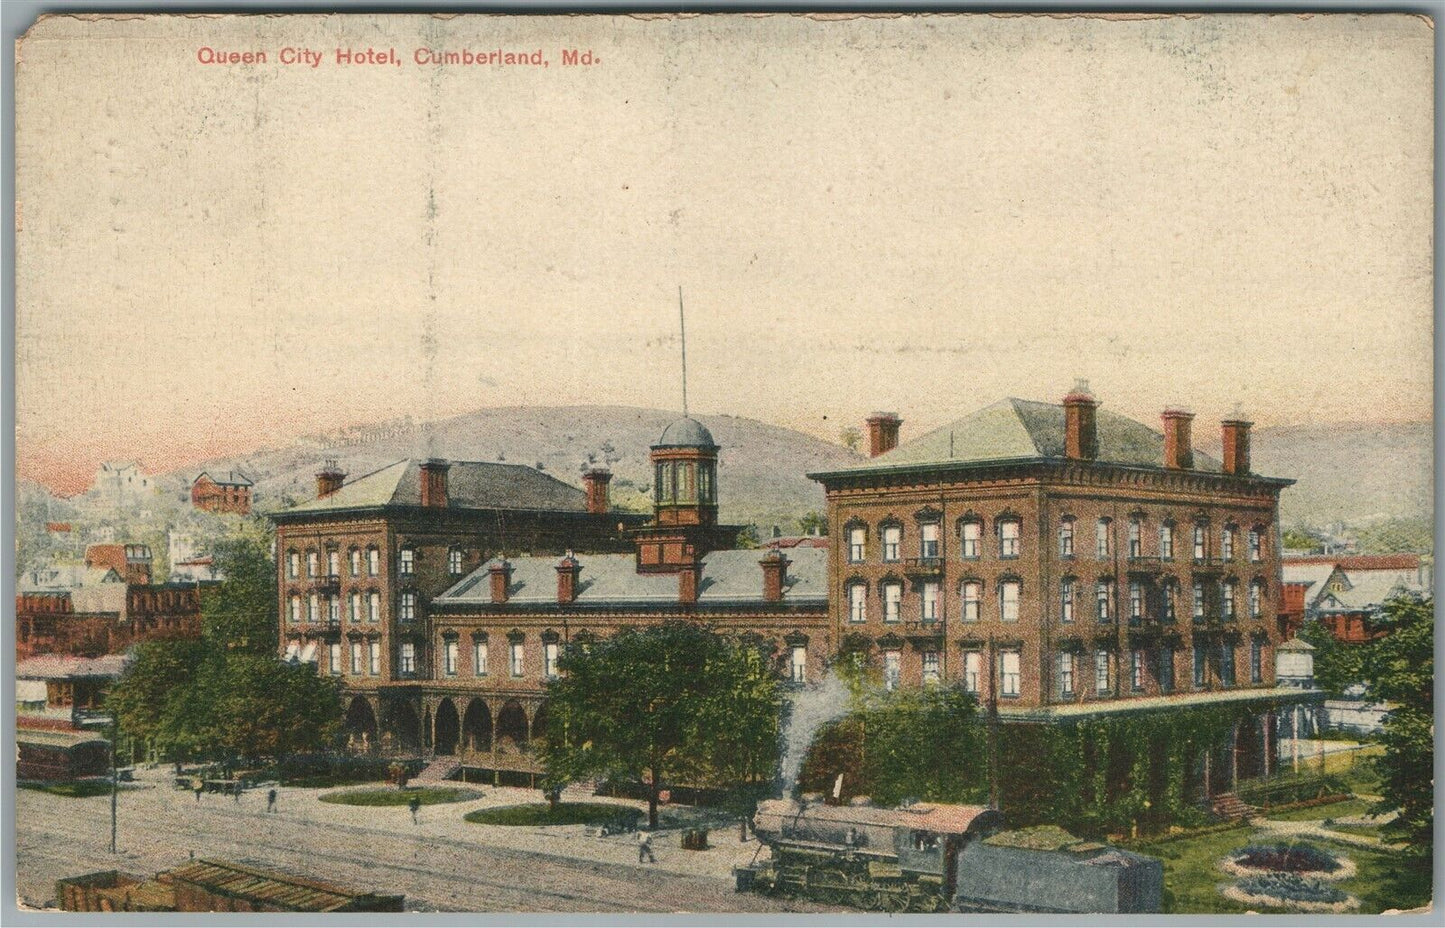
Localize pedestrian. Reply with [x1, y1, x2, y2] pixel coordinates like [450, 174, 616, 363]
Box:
[267, 788, 277, 813]
[232, 783, 241, 803]
[192, 778, 203, 803]
[637, 828, 656, 864]
[408, 795, 421, 824]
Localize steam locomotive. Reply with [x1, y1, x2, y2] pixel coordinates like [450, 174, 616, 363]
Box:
[738, 796, 1162, 914]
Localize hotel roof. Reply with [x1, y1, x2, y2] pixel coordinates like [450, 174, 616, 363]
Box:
[807, 397, 1281, 480]
[277, 459, 592, 516]
[435, 547, 828, 608]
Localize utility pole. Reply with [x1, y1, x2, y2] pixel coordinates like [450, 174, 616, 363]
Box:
[109, 713, 119, 854]
[986, 635, 999, 811]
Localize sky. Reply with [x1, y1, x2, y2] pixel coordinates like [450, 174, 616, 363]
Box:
[15, 13, 1435, 495]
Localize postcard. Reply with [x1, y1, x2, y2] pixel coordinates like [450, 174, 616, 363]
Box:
[12, 11, 1435, 918]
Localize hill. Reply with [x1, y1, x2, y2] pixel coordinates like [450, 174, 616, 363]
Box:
[153, 405, 865, 532]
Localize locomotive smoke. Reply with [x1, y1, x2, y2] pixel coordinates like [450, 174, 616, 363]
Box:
[778, 671, 853, 795]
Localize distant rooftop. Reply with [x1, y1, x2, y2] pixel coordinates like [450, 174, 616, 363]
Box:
[278, 459, 591, 515]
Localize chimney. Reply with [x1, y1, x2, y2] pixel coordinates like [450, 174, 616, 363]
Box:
[420, 459, 450, 508]
[556, 552, 581, 604]
[1062, 380, 1098, 461]
[678, 560, 701, 605]
[1221, 413, 1253, 476]
[865, 412, 902, 458]
[582, 467, 612, 514]
[760, 550, 790, 603]
[1161, 408, 1195, 470]
[488, 560, 512, 604]
[315, 460, 346, 498]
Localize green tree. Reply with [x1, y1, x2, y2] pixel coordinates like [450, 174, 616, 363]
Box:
[1358, 593, 1433, 857]
[1296, 620, 1365, 697]
[106, 638, 208, 757]
[857, 685, 985, 806]
[540, 623, 783, 827]
[735, 524, 762, 549]
[199, 520, 279, 654]
[796, 511, 828, 537]
[1281, 527, 1325, 552]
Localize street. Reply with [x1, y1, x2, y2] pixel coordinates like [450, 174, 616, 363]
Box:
[16, 770, 835, 913]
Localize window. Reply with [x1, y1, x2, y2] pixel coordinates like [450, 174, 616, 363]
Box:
[962, 581, 982, 622]
[921, 581, 940, 622]
[960, 521, 981, 559]
[287, 551, 300, 580]
[350, 641, 363, 675]
[1129, 581, 1144, 621]
[1096, 579, 1113, 623]
[349, 592, 361, 623]
[349, 548, 361, 577]
[1059, 652, 1075, 696]
[962, 650, 982, 694]
[1131, 650, 1145, 690]
[545, 642, 560, 679]
[1192, 581, 1206, 622]
[449, 548, 464, 575]
[1221, 527, 1236, 561]
[1249, 580, 1264, 619]
[1128, 520, 1142, 558]
[1095, 650, 1111, 695]
[1159, 646, 1174, 693]
[921, 651, 940, 685]
[1251, 639, 1263, 683]
[367, 547, 380, 577]
[1248, 528, 1263, 563]
[327, 549, 340, 577]
[307, 592, 319, 624]
[288, 595, 301, 624]
[1058, 519, 1075, 557]
[1162, 581, 1177, 623]
[306, 550, 319, 578]
[444, 639, 458, 676]
[1192, 647, 1206, 688]
[999, 649, 1021, 697]
[848, 526, 866, 563]
[882, 582, 902, 623]
[999, 580, 1020, 622]
[1159, 524, 1175, 560]
[474, 640, 489, 676]
[1221, 580, 1237, 620]
[399, 642, 416, 675]
[327, 594, 340, 624]
[399, 591, 416, 622]
[399, 547, 415, 577]
[1060, 578, 1074, 624]
[998, 520, 1020, 558]
[1220, 643, 1236, 686]
[848, 583, 867, 623]
[328, 642, 342, 675]
[883, 650, 901, 691]
[1096, 519, 1112, 558]
[510, 642, 525, 677]
[882, 526, 901, 562]
[1193, 525, 1207, 561]
[920, 523, 939, 559]
[791, 646, 808, 684]
[369, 640, 381, 675]
[367, 591, 381, 624]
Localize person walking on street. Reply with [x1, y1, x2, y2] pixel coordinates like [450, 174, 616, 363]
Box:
[638, 828, 656, 864]
[192, 778, 203, 803]
[266, 788, 277, 813]
[408, 795, 422, 824]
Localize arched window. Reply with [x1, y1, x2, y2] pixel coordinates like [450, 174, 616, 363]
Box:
[997, 519, 1021, 558]
[880, 581, 902, 623]
[399, 547, 416, 577]
[1059, 577, 1075, 623]
[880, 523, 902, 563]
[846, 581, 868, 623]
[1249, 579, 1265, 618]
[959, 520, 982, 560]
[998, 578, 1021, 622]
[961, 580, 983, 623]
[1095, 578, 1114, 623]
[288, 594, 302, 624]
[366, 546, 380, 577]
[287, 550, 300, 580]
[1096, 518, 1112, 559]
[1158, 522, 1175, 560]
[1058, 518, 1075, 558]
[449, 548, 464, 576]
[348, 548, 361, 577]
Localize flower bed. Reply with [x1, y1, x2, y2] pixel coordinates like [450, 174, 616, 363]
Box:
[1219, 842, 1356, 881]
[1222, 873, 1359, 913]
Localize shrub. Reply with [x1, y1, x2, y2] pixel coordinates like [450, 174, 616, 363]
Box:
[1235, 873, 1348, 905]
[1234, 843, 1341, 875]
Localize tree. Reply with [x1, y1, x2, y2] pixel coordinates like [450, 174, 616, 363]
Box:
[796, 511, 828, 537]
[1296, 620, 1364, 697]
[540, 623, 783, 827]
[1357, 593, 1433, 857]
[198, 519, 278, 654]
[839, 426, 862, 452]
[106, 638, 208, 757]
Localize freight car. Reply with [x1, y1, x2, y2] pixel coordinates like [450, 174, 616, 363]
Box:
[737, 797, 1161, 914]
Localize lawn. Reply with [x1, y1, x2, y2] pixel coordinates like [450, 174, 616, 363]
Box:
[318, 786, 483, 806]
[283, 773, 386, 789]
[1264, 798, 1373, 822]
[19, 780, 126, 798]
[464, 802, 642, 828]
[1128, 824, 1430, 914]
